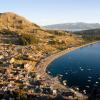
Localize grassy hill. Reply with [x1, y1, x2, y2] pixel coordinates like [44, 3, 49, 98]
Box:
[0, 12, 40, 30]
[0, 12, 85, 54]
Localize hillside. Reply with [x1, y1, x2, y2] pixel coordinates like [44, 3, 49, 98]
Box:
[74, 29, 100, 41]
[44, 22, 100, 31]
[0, 12, 85, 53]
[75, 28, 100, 35]
[0, 12, 40, 31]
[0, 12, 97, 99]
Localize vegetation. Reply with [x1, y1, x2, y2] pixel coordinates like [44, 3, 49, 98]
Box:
[74, 29, 100, 42]
[47, 30, 66, 36]
[0, 30, 39, 45]
[0, 12, 85, 54]
[19, 34, 40, 45]
[0, 30, 16, 35]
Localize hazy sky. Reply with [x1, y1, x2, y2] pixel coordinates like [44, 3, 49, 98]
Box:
[0, 0, 100, 25]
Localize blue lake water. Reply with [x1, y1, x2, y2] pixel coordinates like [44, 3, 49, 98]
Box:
[47, 42, 100, 94]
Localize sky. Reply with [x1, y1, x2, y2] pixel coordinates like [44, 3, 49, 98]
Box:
[0, 0, 100, 25]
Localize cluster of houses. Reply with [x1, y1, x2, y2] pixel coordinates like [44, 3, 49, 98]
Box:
[0, 44, 86, 100]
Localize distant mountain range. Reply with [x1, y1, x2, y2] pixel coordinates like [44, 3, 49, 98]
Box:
[43, 22, 100, 31]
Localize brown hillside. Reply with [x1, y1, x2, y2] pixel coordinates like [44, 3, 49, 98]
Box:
[0, 12, 40, 31]
[0, 12, 84, 54]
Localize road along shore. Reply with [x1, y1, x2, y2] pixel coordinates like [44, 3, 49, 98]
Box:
[35, 41, 100, 99]
[36, 41, 100, 76]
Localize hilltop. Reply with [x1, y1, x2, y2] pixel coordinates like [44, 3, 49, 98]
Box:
[0, 12, 40, 31]
[0, 12, 52, 45]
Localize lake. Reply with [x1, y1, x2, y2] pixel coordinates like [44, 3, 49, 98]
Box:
[47, 42, 100, 94]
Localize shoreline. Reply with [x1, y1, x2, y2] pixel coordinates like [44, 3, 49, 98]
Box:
[35, 41, 100, 75]
[35, 41, 100, 99]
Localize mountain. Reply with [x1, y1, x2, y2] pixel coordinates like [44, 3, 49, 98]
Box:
[43, 22, 100, 31]
[0, 12, 51, 45]
[0, 12, 84, 51]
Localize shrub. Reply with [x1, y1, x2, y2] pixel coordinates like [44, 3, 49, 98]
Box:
[19, 34, 39, 45]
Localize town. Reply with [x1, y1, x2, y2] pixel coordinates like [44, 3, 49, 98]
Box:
[0, 44, 87, 100]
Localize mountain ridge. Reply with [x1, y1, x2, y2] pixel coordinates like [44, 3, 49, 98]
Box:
[43, 22, 100, 31]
